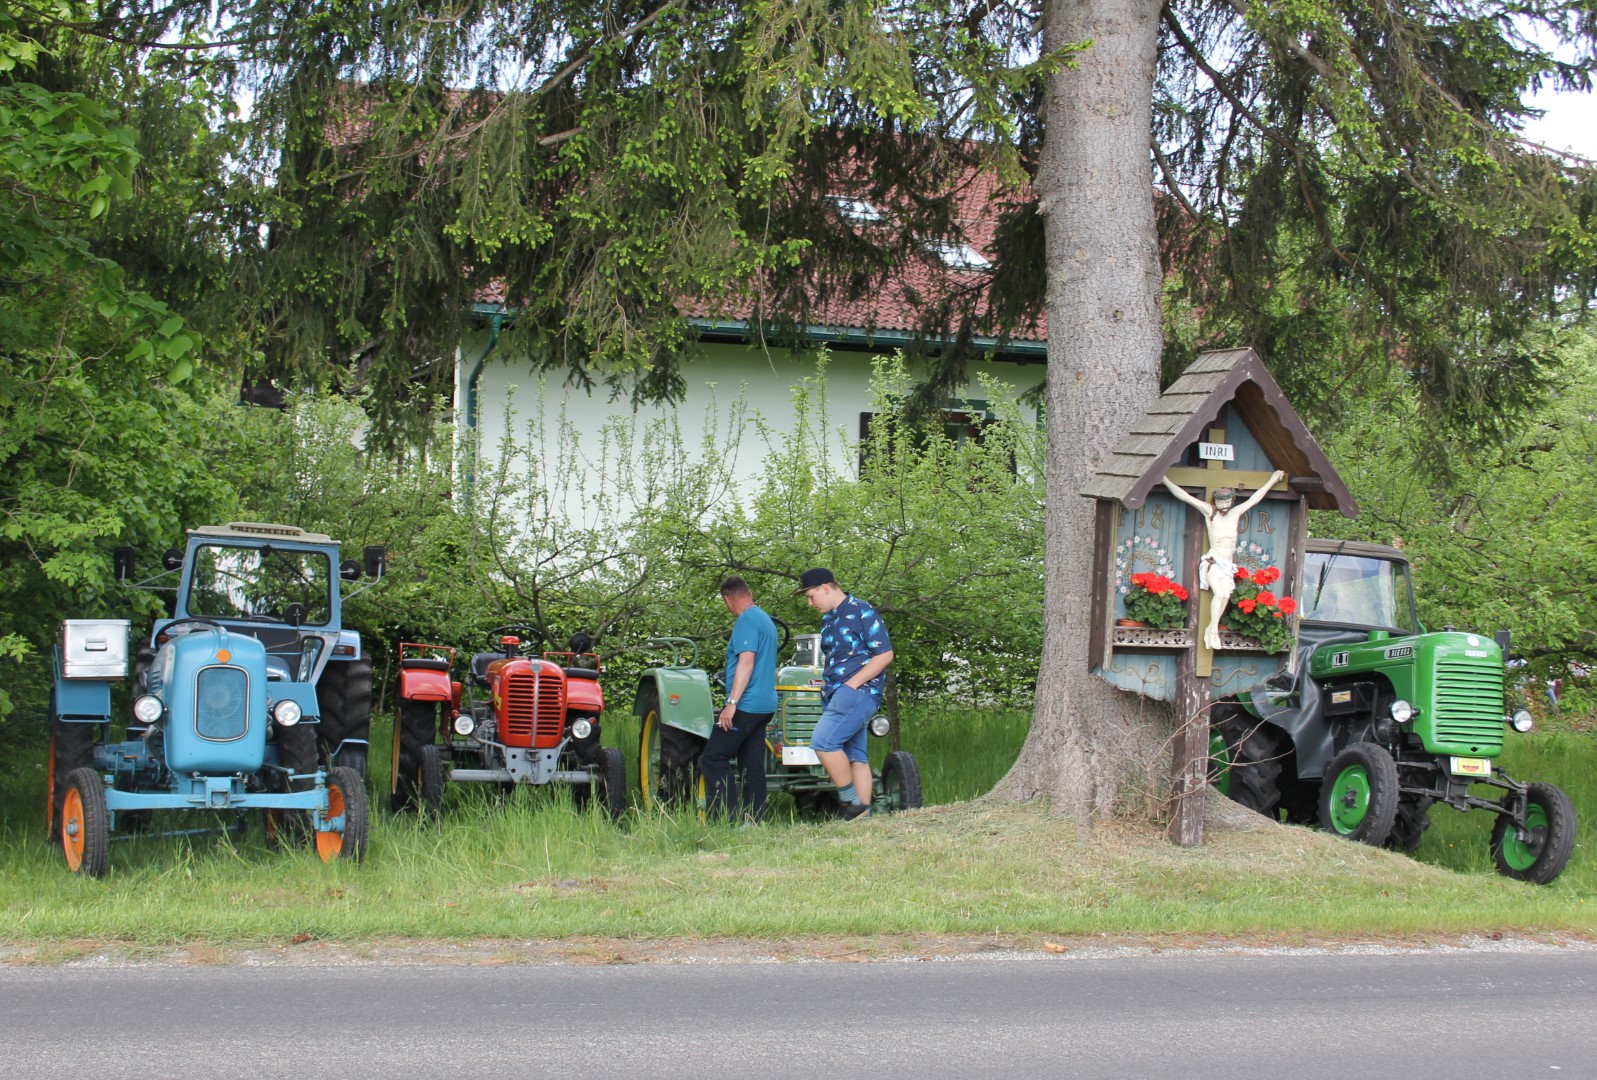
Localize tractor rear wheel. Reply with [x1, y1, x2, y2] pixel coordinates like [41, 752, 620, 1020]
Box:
[1491, 782, 1576, 885]
[1318, 743, 1399, 846]
[316, 656, 373, 778]
[878, 750, 923, 812]
[1213, 712, 1292, 819]
[315, 766, 369, 863]
[61, 768, 109, 877]
[418, 743, 446, 815]
[637, 686, 701, 809]
[595, 746, 627, 820]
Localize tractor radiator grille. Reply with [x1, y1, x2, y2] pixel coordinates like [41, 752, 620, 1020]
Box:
[502, 670, 563, 749]
[1431, 659, 1505, 752]
[195, 666, 248, 742]
[779, 695, 824, 747]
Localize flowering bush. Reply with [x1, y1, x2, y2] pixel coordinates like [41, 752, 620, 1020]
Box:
[1123, 572, 1190, 630]
[1226, 565, 1298, 652]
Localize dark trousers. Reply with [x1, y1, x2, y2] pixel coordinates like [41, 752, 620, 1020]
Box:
[699, 710, 773, 822]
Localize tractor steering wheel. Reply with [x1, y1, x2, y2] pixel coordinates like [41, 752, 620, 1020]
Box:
[161, 617, 225, 637]
[770, 615, 793, 656]
[484, 624, 543, 655]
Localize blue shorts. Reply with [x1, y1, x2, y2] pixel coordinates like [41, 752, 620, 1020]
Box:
[810, 684, 876, 763]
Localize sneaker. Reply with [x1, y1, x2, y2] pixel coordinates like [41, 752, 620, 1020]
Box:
[839, 801, 870, 821]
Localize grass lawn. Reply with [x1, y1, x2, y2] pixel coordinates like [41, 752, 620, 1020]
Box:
[0, 704, 1591, 957]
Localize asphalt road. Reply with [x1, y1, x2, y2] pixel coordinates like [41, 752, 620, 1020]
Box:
[2, 947, 1593, 1079]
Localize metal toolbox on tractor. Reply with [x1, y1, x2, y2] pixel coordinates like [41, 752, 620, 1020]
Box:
[60, 619, 132, 680]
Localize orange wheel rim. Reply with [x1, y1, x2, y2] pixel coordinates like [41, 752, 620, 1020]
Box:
[315, 783, 345, 862]
[62, 788, 85, 871]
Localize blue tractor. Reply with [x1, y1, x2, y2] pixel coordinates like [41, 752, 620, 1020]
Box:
[49, 522, 384, 876]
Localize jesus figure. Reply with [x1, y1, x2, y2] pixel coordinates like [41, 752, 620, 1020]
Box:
[1160, 469, 1286, 649]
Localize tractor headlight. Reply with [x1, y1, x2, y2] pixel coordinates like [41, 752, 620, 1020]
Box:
[453, 714, 476, 737]
[132, 694, 164, 724]
[271, 699, 303, 726]
[571, 718, 594, 740]
[1509, 708, 1535, 733]
[1389, 700, 1415, 723]
[868, 714, 891, 738]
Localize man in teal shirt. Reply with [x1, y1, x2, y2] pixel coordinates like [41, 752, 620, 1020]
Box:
[700, 576, 779, 821]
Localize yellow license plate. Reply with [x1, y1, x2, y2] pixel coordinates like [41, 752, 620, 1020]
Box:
[1450, 756, 1491, 778]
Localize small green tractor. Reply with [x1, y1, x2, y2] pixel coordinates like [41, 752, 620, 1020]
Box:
[1212, 538, 1576, 884]
[634, 634, 923, 817]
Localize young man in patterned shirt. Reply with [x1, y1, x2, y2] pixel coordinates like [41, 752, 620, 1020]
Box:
[795, 568, 894, 821]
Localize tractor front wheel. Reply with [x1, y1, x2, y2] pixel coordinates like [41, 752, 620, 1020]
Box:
[315, 766, 369, 863]
[1318, 743, 1399, 846]
[595, 746, 627, 820]
[877, 750, 923, 812]
[1387, 797, 1435, 853]
[1491, 782, 1576, 885]
[61, 768, 109, 877]
[418, 743, 446, 815]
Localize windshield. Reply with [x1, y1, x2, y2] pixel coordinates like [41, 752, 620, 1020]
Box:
[1301, 550, 1416, 632]
[185, 544, 332, 626]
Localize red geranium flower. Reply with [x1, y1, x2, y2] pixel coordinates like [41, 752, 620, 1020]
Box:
[1238, 598, 1257, 614]
[1256, 591, 1277, 607]
[1277, 596, 1297, 615]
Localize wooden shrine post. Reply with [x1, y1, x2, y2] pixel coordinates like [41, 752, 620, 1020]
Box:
[1162, 426, 1288, 847]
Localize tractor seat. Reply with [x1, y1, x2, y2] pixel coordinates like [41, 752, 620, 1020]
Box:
[470, 651, 501, 686]
[564, 667, 600, 681]
[400, 657, 451, 672]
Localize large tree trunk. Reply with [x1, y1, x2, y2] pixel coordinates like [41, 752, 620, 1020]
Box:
[990, 0, 1171, 819]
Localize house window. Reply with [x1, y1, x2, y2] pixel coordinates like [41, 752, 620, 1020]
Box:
[827, 195, 884, 223]
[926, 240, 991, 271]
[858, 404, 1002, 476]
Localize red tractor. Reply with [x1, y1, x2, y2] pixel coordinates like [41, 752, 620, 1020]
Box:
[390, 626, 625, 818]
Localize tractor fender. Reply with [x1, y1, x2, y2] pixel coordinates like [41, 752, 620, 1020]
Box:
[565, 676, 604, 714]
[635, 667, 714, 740]
[398, 666, 454, 703]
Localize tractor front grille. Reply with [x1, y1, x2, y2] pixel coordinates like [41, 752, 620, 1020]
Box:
[502, 670, 563, 748]
[1431, 659, 1505, 753]
[195, 666, 248, 742]
[779, 694, 824, 747]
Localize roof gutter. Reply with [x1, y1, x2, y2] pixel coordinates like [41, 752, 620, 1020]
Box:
[459, 304, 508, 508]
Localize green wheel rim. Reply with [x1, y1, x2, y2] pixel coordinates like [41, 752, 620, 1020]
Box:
[1328, 764, 1372, 834]
[1500, 802, 1549, 871]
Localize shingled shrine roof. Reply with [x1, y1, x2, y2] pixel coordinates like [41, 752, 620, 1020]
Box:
[1080, 347, 1356, 514]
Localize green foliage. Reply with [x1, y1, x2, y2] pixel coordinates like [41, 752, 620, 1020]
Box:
[224, 392, 499, 678]
[1311, 327, 1597, 683]
[0, 15, 232, 726]
[1153, 0, 1597, 445]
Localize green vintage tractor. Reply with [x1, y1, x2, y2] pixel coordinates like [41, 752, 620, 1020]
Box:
[634, 634, 923, 818]
[1212, 538, 1576, 884]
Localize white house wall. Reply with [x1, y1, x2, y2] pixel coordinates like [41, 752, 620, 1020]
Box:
[458, 333, 1045, 528]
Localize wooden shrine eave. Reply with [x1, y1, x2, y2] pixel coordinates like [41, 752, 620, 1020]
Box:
[1080, 348, 1357, 515]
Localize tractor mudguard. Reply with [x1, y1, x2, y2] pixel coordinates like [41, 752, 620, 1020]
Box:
[565, 676, 604, 714]
[636, 666, 714, 740]
[398, 665, 454, 703]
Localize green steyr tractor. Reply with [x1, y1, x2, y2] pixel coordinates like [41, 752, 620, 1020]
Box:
[634, 634, 923, 818]
[1212, 538, 1576, 884]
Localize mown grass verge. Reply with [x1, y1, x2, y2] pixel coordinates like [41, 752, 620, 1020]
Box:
[0, 707, 1590, 952]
